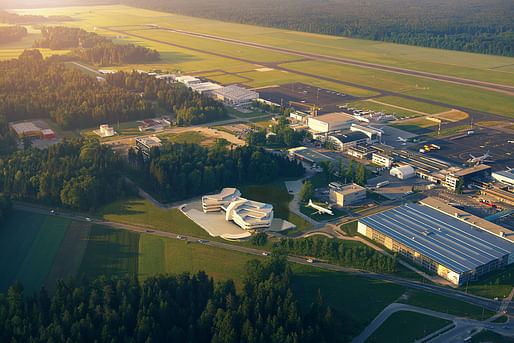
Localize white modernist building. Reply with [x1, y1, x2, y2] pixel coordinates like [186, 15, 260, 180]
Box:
[390, 165, 416, 179]
[225, 199, 274, 230]
[213, 85, 259, 107]
[201, 188, 273, 230]
[202, 188, 241, 212]
[308, 112, 355, 133]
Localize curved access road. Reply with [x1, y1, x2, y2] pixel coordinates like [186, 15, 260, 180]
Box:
[13, 203, 510, 315]
[138, 25, 514, 96]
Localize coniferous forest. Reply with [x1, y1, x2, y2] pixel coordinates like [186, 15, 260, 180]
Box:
[0, 257, 337, 343]
[121, 0, 514, 56]
[33, 26, 160, 65]
[0, 51, 226, 129]
[0, 26, 27, 44]
[128, 143, 304, 202]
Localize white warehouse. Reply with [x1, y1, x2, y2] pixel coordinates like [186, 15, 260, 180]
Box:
[390, 165, 416, 179]
[307, 112, 356, 133]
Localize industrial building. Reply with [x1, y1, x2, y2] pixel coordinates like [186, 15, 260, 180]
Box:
[41, 129, 56, 139]
[201, 188, 273, 230]
[176, 75, 201, 85]
[479, 187, 514, 207]
[213, 85, 259, 107]
[189, 82, 223, 95]
[135, 136, 162, 158]
[287, 147, 333, 166]
[202, 188, 241, 212]
[346, 146, 375, 160]
[443, 164, 491, 191]
[137, 118, 170, 132]
[95, 124, 116, 138]
[372, 152, 394, 168]
[390, 165, 416, 180]
[358, 201, 514, 286]
[349, 124, 382, 143]
[328, 131, 369, 151]
[307, 112, 355, 133]
[329, 183, 366, 206]
[9, 122, 42, 139]
[492, 169, 514, 187]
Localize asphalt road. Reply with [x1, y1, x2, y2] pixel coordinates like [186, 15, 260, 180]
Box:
[13, 203, 511, 315]
[140, 25, 514, 96]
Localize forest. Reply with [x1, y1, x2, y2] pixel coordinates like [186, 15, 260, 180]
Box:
[0, 138, 133, 210]
[0, 10, 72, 24]
[0, 51, 225, 129]
[107, 71, 227, 125]
[0, 26, 27, 44]
[121, 0, 514, 56]
[33, 26, 160, 65]
[277, 237, 397, 273]
[247, 116, 309, 149]
[128, 142, 304, 202]
[0, 257, 337, 343]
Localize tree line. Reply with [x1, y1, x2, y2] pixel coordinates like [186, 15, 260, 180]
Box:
[247, 116, 309, 149]
[277, 237, 398, 273]
[0, 10, 72, 24]
[0, 257, 336, 343]
[107, 71, 227, 125]
[0, 138, 133, 210]
[128, 142, 304, 202]
[0, 51, 225, 129]
[33, 26, 160, 65]
[121, 0, 514, 56]
[0, 26, 27, 44]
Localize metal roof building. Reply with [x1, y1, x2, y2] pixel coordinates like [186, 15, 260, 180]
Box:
[358, 203, 514, 285]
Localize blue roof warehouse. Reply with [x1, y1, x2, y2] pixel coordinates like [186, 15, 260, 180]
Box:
[358, 200, 514, 286]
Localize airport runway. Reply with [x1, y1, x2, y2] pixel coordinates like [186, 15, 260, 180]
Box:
[130, 25, 514, 96]
[99, 25, 514, 128]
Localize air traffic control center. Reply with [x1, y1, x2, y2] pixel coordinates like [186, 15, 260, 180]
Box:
[358, 197, 514, 286]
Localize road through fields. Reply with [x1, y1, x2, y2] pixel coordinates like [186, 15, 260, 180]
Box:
[13, 203, 511, 315]
[124, 25, 514, 96]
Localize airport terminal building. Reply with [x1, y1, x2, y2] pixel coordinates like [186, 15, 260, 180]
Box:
[358, 201, 514, 286]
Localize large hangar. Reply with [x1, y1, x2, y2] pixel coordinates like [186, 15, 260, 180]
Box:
[358, 202, 514, 286]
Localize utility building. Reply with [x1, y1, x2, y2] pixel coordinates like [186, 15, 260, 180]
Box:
[328, 131, 369, 151]
[308, 112, 355, 133]
[213, 85, 259, 107]
[390, 165, 416, 179]
[329, 183, 366, 206]
[358, 202, 514, 286]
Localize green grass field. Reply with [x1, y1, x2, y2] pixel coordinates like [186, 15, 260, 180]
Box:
[390, 118, 439, 132]
[376, 96, 450, 114]
[12, 5, 514, 89]
[399, 290, 495, 320]
[365, 311, 452, 343]
[158, 131, 209, 145]
[427, 125, 469, 137]
[99, 198, 212, 238]
[460, 263, 514, 299]
[470, 330, 514, 343]
[291, 264, 405, 340]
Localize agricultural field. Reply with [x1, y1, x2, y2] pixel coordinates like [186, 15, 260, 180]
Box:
[365, 311, 452, 343]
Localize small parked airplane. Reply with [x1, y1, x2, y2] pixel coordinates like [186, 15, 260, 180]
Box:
[467, 151, 492, 164]
[397, 136, 407, 142]
[508, 140, 514, 143]
[307, 199, 334, 216]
